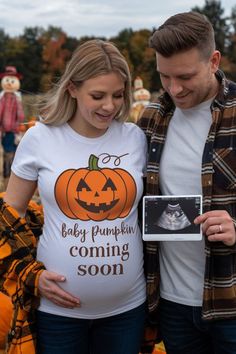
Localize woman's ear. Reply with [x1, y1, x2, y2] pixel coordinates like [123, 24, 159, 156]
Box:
[67, 81, 77, 98]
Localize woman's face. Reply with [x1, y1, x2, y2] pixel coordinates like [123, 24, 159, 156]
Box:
[68, 72, 125, 138]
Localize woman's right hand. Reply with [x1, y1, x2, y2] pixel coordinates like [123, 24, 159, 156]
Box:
[38, 270, 81, 308]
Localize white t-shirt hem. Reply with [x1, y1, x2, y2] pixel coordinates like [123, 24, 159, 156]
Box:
[38, 297, 146, 319]
[160, 291, 203, 307]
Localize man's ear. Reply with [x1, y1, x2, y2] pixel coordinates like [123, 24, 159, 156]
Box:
[210, 50, 221, 73]
[67, 81, 77, 98]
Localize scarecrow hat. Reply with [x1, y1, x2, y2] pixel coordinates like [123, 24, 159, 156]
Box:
[0, 66, 23, 79]
[134, 76, 143, 91]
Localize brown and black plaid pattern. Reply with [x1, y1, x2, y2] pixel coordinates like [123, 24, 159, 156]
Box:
[138, 70, 236, 347]
[0, 199, 45, 354]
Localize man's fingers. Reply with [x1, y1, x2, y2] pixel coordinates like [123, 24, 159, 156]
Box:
[205, 224, 223, 236]
[194, 210, 229, 224]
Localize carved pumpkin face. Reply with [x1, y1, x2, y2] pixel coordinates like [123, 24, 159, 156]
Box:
[54, 155, 136, 221]
[76, 175, 118, 213]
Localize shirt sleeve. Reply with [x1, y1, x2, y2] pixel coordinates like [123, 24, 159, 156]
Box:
[137, 124, 148, 176]
[11, 124, 40, 181]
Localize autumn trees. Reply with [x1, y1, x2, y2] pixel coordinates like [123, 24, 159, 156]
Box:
[0, 0, 236, 95]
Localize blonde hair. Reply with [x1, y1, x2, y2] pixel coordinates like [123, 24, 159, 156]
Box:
[39, 39, 132, 125]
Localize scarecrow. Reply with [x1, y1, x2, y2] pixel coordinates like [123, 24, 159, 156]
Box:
[130, 76, 151, 123]
[0, 66, 25, 187]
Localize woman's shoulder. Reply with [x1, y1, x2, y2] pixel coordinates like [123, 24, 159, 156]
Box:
[114, 120, 145, 137]
[24, 121, 63, 137]
[124, 121, 147, 143]
[110, 121, 147, 152]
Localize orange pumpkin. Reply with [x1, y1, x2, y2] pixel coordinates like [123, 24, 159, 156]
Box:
[18, 122, 27, 133]
[0, 292, 13, 349]
[54, 154, 137, 221]
[27, 116, 37, 129]
[152, 343, 166, 353]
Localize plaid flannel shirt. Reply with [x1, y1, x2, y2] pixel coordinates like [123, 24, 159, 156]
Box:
[0, 200, 156, 354]
[0, 199, 45, 354]
[138, 70, 236, 329]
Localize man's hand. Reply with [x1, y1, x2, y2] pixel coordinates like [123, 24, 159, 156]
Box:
[194, 210, 236, 246]
[38, 270, 81, 308]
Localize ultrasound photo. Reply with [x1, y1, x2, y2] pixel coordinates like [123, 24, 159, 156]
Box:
[143, 195, 202, 241]
[155, 202, 191, 231]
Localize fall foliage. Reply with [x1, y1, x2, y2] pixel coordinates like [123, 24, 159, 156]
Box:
[0, 1, 235, 100]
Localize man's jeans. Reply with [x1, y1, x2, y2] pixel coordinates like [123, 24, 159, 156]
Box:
[159, 298, 236, 354]
[36, 302, 146, 354]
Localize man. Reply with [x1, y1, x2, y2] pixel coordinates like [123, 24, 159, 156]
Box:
[139, 11, 236, 354]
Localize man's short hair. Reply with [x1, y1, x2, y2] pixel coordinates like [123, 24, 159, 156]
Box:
[149, 11, 216, 59]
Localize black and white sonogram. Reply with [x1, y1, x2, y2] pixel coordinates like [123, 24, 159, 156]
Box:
[143, 195, 202, 240]
[156, 202, 191, 230]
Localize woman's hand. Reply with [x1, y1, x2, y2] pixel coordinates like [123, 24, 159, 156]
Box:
[38, 270, 81, 308]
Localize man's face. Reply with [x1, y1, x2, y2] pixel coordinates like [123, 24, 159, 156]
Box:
[156, 48, 220, 109]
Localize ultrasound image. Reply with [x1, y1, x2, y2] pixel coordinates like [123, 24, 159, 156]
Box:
[155, 203, 191, 231]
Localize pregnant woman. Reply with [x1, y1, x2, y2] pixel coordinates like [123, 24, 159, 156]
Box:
[2, 39, 147, 354]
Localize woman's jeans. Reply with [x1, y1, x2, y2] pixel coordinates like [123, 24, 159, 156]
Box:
[159, 298, 236, 354]
[36, 302, 146, 354]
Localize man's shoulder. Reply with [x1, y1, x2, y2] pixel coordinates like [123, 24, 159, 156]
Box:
[216, 70, 236, 101]
[138, 93, 173, 131]
[227, 79, 236, 96]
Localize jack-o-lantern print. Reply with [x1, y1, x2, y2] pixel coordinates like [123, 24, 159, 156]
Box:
[54, 154, 137, 221]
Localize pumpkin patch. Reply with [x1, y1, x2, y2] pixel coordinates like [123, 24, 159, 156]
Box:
[0, 292, 13, 349]
[54, 154, 137, 221]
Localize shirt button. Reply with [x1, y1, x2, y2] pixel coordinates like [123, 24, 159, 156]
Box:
[208, 180, 211, 185]
[152, 148, 156, 152]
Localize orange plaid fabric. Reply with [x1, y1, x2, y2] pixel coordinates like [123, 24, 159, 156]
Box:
[0, 198, 45, 354]
[0, 198, 159, 353]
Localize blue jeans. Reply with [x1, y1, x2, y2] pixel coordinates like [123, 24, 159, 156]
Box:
[159, 298, 236, 354]
[36, 303, 146, 354]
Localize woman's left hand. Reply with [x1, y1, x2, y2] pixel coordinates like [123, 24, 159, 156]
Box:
[38, 270, 81, 308]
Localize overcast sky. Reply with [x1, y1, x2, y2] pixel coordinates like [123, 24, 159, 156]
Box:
[0, 0, 235, 39]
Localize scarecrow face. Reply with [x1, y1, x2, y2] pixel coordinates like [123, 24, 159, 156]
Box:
[133, 88, 151, 102]
[1, 76, 20, 93]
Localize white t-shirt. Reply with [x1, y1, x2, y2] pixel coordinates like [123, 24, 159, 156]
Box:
[159, 99, 212, 306]
[12, 120, 147, 319]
